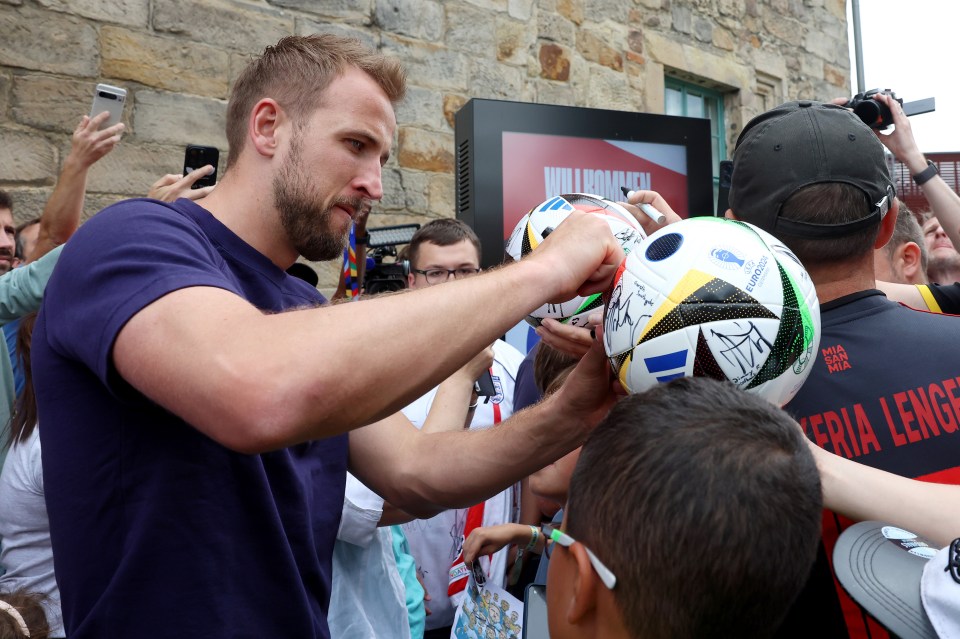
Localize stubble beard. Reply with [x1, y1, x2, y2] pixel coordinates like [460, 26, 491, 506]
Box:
[273, 135, 360, 262]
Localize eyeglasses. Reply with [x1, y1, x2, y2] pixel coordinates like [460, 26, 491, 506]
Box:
[543, 524, 617, 589]
[412, 267, 481, 284]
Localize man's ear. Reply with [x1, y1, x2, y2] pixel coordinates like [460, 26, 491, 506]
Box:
[249, 98, 284, 159]
[874, 198, 899, 249]
[564, 543, 600, 626]
[899, 241, 924, 282]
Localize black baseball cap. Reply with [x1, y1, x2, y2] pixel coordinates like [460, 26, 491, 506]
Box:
[728, 101, 896, 239]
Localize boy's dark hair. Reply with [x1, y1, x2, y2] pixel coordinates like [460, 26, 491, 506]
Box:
[776, 182, 881, 266]
[532, 343, 577, 395]
[566, 377, 822, 639]
[406, 218, 482, 268]
[0, 191, 12, 214]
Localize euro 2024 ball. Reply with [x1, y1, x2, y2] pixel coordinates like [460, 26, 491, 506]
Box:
[505, 193, 647, 327]
[603, 217, 820, 406]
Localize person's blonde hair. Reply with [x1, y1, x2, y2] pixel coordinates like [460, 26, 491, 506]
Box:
[225, 34, 406, 167]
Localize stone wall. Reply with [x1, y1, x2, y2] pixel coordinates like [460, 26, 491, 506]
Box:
[0, 0, 849, 291]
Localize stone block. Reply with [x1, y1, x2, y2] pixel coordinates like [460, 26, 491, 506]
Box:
[693, 16, 713, 42]
[296, 19, 379, 50]
[556, 0, 583, 24]
[265, 0, 371, 18]
[762, 14, 803, 47]
[469, 58, 524, 100]
[583, 0, 630, 21]
[538, 11, 575, 43]
[803, 28, 842, 61]
[0, 129, 58, 183]
[427, 171, 455, 217]
[152, 0, 293, 54]
[12, 74, 106, 134]
[4, 188, 51, 223]
[442, 94, 468, 130]
[397, 127, 454, 173]
[36, 0, 149, 28]
[0, 72, 10, 120]
[0, 6, 99, 77]
[396, 85, 445, 131]
[495, 16, 532, 65]
[712, 26, 735, 51]
[583, 65, 637, 112]
[536, 80, 575, 106]
[101, 26, 231, 99]
[670, 4, 693, 35]
[446, 4, 496, 57]
[460, 0, 507, 11]
[539, 43, 570, 81]
[85, 142, 187, 195]
[133, 90, 227, 149]
[507, 0, 533, 20]
[375, 0, 444, 42]
[381, 35, 469, 91]
[576, 26, 624, 72]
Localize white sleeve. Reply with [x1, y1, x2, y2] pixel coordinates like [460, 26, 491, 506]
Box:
[336, 472, 385, 547]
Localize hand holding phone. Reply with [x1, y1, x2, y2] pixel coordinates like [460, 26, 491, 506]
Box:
[89, 84, 127, 130]
[183, 145, 219, 190]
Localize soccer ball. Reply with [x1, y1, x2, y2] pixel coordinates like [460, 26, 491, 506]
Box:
[506, 193, 646, 327]
[603, 217, 820, 406]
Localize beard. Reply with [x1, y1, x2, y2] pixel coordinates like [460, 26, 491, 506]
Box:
[928, 251, 960, 285]
[272, 136, 362, 262]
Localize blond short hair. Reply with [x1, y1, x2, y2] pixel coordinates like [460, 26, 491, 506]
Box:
[225, 34, 406, 167]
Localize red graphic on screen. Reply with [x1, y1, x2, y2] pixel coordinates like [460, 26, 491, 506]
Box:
[502, 132, 690, 239]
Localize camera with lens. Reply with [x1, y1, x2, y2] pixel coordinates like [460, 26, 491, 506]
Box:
[845, 89, 903, 130]
[360, 223, 420, 295]
[363, 245, 409, 295]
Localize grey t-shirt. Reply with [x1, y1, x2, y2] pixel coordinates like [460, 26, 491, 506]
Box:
[0, 427, 63, 637]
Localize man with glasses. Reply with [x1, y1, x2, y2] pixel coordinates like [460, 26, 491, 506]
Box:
[545, 377, 823, 639]
[400, 219, 528, 638]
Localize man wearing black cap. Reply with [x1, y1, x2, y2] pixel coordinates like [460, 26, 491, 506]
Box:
[727, 100, 960, 638]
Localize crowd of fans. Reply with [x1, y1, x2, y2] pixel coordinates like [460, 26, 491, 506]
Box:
[0, 33, 958, 639]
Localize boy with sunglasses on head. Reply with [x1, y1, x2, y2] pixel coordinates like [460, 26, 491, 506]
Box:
[546, 377, 823, 639]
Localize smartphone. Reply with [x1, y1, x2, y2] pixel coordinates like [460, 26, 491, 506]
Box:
[522, 583, 550, 639]
[89, 83, 127, 129]
[183, 145, 219, 189]
[716, 159, 734, 217]
[475, 370, 496, 397]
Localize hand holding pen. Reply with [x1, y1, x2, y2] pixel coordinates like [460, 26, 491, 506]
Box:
[618, 186, 682, 234]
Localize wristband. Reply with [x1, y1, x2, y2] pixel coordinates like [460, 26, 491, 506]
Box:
[913, 159, 939, 186]
[526, 525, 539, 552]
[355, 233, 370, 245]
[468, 399, 479, 410]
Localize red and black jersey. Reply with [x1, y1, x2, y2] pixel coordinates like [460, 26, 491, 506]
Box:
[776, 289, 960, 638]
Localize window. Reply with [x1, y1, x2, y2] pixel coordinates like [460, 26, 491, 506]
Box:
[665, 78, 726, 206]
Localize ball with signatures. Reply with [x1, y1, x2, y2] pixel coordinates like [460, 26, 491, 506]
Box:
[603, 217, 820, 406]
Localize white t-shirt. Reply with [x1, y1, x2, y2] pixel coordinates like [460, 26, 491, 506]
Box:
[328, 473, 412, 639]
[400, 339, 524, 630]
[0, 428, 64, 637]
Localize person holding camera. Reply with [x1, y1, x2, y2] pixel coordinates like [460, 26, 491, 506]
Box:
[847, 91, 960, 311]
[31, 35, 629, 639]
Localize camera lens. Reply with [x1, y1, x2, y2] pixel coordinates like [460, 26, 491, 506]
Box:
[853, 100, 882, 125]
[98, 91, 118, 100]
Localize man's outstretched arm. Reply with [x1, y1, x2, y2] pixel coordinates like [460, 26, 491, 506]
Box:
[112, 210, 624, 453]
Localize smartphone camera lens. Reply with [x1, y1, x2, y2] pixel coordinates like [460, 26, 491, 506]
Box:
[98, 91, 117, 100]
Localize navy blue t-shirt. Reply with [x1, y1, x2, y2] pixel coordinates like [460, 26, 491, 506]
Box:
[34, 198, 347, 638]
